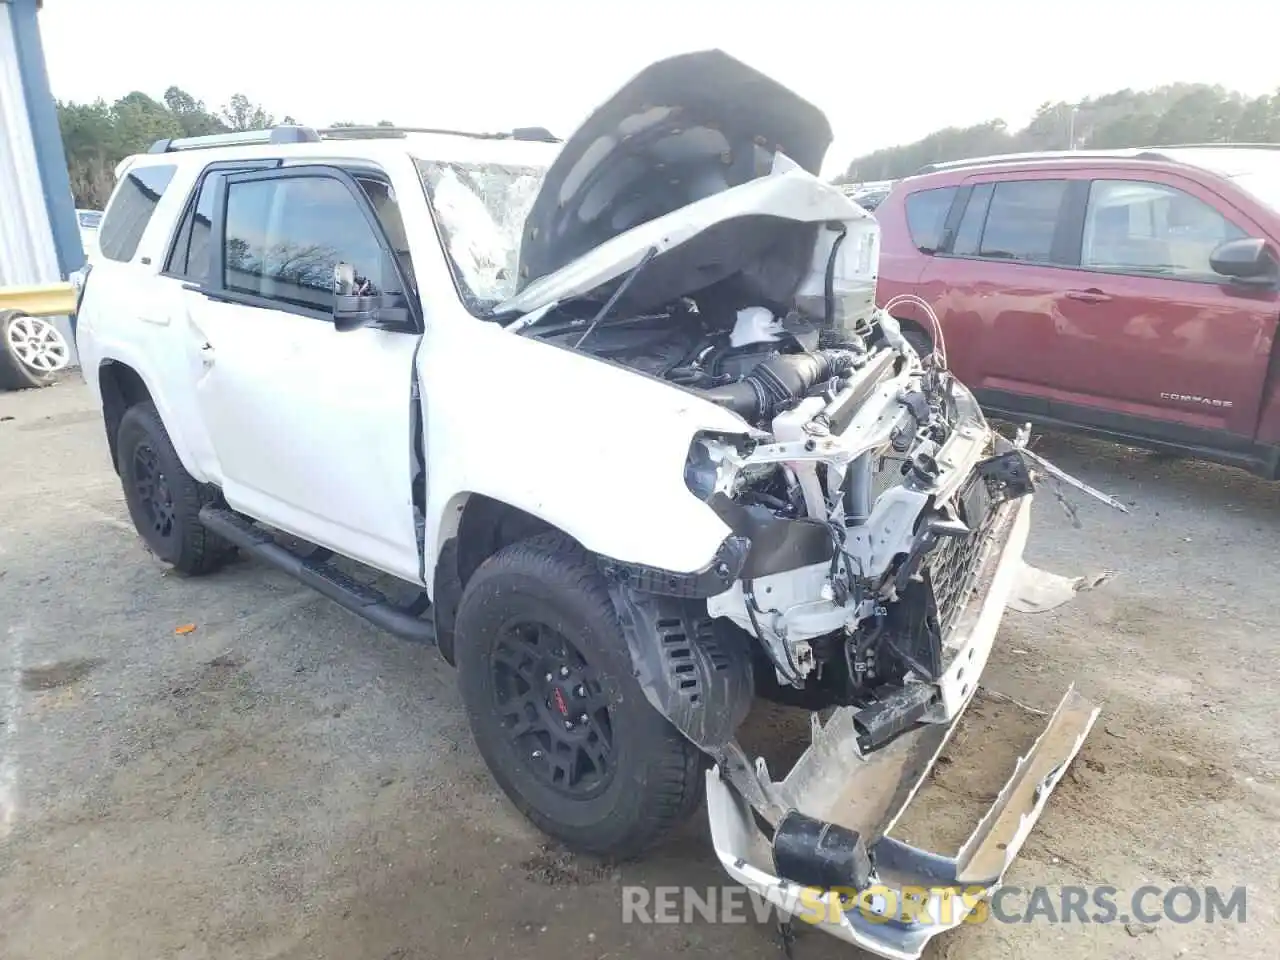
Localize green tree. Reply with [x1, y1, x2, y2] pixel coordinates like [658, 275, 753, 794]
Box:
[163, 85, 227, 137]
[57, 88, 290, 208]
[840, 82, 1280, 183]
[220, 93, 274, 132]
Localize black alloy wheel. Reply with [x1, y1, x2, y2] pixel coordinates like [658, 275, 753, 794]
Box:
[491, 618, 614, 799]
[132, 440, 178, 543]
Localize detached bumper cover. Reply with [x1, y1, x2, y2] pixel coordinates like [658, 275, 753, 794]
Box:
[705, 496, 1100, 959]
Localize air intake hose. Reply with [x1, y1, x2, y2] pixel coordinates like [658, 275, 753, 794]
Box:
[699, 350, 859, 422]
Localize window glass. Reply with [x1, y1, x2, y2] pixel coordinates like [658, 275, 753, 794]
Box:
[99, 164, 176, 262]
[951, 183, 993, 256]
[904, 186, 958, 253]
[1082, 179, 1246, 280]
[165, 172, 224, 281]
[184, 173, 221, 282]
[222, 176, 393, 314]
[978, 180, 1068, 262]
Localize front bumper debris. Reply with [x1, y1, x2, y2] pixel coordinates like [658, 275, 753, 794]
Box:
[707, 687, 1098, 959]
[705, 495, 1101, 959]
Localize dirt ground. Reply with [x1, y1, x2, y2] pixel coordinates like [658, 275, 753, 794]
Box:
[1, 378, 1276, 960]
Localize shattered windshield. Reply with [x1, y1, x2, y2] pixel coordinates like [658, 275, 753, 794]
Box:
[414, 158, 546, 315]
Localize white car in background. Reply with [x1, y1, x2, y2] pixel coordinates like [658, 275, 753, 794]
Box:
[77, 208, 103, 260]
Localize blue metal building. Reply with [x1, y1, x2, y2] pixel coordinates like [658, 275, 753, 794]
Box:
[1, 0, 83, 356]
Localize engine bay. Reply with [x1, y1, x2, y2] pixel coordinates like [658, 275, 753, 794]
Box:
[531, 297, 876, 429]
[527, 289, 1034, 750]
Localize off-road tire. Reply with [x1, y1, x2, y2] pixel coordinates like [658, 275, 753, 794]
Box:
[455, 533, 704, 859]
[0, 310, 59, 390]
[117, 402, 234, 575]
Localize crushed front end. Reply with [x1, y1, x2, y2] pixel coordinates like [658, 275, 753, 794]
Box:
[489, 49, 1107, 951]
[598, 307, 1102, 957]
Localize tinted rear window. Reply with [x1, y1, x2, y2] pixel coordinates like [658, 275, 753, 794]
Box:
[978, 180, 1068, 262]
[99, 164, 177, 262]
[951, 183, 994, 256]
[904, 186, 958, 253]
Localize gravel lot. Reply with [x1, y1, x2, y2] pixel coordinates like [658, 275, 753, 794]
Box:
[1, 379, 1277, 960]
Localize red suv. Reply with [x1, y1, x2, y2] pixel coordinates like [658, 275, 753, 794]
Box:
[875, 146, 1280, 477]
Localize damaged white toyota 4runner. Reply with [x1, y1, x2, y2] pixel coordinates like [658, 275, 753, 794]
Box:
[75, 51, 1122, 959]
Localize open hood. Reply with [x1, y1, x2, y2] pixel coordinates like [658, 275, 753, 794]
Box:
[508, 49, 834, 306]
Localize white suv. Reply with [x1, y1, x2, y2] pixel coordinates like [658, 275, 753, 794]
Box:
[75, 50, 1104, 958]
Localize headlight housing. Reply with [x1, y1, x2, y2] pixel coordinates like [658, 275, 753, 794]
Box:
[684, 433, 749, 501]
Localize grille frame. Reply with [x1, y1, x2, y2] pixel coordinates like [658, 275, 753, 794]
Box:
[925, 472, 1000, 636]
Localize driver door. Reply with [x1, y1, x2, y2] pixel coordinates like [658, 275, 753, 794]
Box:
[179, 165, 424, 581]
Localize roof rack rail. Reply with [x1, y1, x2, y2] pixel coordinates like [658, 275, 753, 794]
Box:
[912, 149, 1176, 175]
[1139, 141, 1280, 151]
[316, 125, 560, 143]
[147, 123, 561, 155]
[912, 141, 1280, 177]
[148, 125, 320, 153]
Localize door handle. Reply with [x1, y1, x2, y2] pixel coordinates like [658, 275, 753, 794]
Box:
[199, 341, 216, 367]
[1064, 289, 1112, 304]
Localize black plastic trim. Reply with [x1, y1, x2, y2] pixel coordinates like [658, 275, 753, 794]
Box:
[607, 589, 753, 749]
[706, 493, 835, 579]
[199, 506, 435, 644]
[160, 159, 282, 280]
[597, 534, 750, 598]
[977, 387, 1280, 478]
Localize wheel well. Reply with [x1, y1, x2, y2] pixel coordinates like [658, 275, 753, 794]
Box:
[895, 316, 932, 348]
[99, 361, 152, 473]
[432, 495, 561, 665]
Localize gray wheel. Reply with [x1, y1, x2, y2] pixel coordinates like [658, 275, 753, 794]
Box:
[0, 311, 70, 389]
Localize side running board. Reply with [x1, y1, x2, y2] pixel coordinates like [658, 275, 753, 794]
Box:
[198, 506, 435, 645]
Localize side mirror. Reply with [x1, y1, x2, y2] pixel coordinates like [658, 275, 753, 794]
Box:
[1210, 237, 1279, 286]
[332, 262, 378, 332]
[332, 261, 414, 332]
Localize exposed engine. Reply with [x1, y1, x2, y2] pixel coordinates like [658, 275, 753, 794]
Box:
[533, 298, 874, 430]
[530, 292, 1033, 748]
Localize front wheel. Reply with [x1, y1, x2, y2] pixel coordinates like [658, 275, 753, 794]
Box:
[455, 533, 704, 859]
[117, 402, 233, 575]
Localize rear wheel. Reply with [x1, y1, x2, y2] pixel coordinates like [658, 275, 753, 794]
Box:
[455, 533, 704, 859]
[0, 311, 70, 390]
[117, 402, 234, 575]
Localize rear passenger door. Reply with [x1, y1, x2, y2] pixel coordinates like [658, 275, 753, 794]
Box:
[915, 172, 1079, 414]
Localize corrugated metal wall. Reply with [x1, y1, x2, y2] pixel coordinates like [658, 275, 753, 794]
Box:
[0, 0, 78, 365]
[0, 1, 59, 289]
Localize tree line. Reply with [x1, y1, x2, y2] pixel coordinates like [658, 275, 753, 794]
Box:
[838, 83, 1280, 183]
[58, 80, 1280, 208]
[57, 87, 392, 208]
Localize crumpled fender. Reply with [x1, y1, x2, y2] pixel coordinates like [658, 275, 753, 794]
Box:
[419, 319, 753, 588]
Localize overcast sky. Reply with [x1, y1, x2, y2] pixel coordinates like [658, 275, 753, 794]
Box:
[37, 0, 1280, 177]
